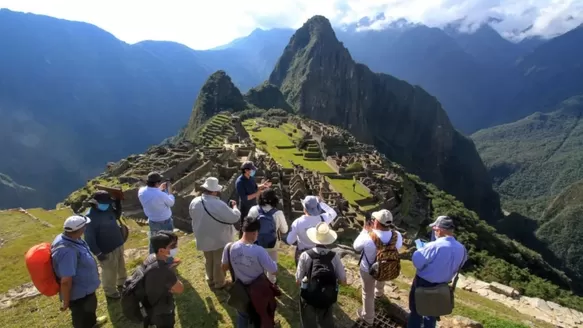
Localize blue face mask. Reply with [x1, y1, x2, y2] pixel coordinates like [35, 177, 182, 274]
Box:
[250, 170, 256, 177]
[97, 203, 110, 211]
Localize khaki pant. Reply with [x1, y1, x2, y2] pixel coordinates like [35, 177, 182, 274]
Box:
[100, 245, 127, 297]
[359, 270, 385, 324]
[266, 249, 278, 284]
[204, 248, 226, 288]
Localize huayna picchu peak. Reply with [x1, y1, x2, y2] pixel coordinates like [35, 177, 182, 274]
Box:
[183, 70, 248, 141]
[269, 15, 501, 222]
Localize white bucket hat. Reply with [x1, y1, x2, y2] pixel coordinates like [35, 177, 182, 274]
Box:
[201, 177, 223, 192]
[306, 222, 338, 245]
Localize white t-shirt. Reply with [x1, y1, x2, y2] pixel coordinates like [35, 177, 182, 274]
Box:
[353, 229, 403, 273]
[247, 205, 288, 250]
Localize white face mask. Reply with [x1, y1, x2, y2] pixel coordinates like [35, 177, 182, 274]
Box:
[169, 248, 178, 257]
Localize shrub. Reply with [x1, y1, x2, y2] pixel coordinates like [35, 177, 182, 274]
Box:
[345, 162, 364, 173]
[262, 108, 288, 118]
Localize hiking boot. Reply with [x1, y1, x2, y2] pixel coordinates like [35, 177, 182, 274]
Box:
[94, 316, 108, 327]
[106, 292, 121, 299]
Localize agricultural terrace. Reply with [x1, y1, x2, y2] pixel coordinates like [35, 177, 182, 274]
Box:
[197, 114, 235, 147]
[243, 119, 378, 211]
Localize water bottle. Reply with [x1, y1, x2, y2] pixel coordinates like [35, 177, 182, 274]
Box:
[301, 276, 308, 289]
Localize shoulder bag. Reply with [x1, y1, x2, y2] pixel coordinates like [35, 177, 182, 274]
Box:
[414, 249, 467, 317]
[225, 243, 252, 314]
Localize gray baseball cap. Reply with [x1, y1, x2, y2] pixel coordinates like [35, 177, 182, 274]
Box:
[429, 215, 455, 230]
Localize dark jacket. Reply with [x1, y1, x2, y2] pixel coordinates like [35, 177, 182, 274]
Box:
[84, 207, 124, 255]
[248, 275, 280, 328]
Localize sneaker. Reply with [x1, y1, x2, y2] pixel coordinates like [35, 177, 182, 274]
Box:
[356, 308, 373, 326]
[94, 316, 108, 327]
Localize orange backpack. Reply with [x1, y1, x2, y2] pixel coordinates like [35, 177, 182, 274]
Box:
[25, 243, 60, 296]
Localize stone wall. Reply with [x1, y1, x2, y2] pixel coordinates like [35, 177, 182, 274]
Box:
[172, 160, 213, 194]
[457, 275, 583, 328]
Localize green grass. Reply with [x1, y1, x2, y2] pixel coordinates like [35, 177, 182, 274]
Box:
[245, 120, 335, 173]
[0, 217, 556, 328]
[0, 242, 360, 328]
[326, 177, 377, 211]
[0, 209, 148, 294]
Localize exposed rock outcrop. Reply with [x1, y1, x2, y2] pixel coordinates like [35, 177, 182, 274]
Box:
[184, 70, 247, 141]
[268, 15, 501, 221]
[244, 81, 292, 111]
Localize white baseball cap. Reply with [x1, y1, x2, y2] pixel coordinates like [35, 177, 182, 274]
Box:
[372, 209, 393, 225]
[63, 215, 91, 232]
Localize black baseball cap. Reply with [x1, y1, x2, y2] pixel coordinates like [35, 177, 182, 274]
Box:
[87, 190, 113, 205]
[147, 171, 164, 183]
[240, 161, 257, 171]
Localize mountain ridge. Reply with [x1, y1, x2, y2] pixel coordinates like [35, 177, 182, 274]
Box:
[268, 15, 501, 221]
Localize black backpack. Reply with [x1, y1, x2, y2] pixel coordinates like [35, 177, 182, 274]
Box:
[300, 249, 338, 309]
[121, 263, 152, 323]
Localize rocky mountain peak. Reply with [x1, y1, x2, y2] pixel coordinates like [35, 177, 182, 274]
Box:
[268, 16, 502, 220]
[183, 70, 246, 141]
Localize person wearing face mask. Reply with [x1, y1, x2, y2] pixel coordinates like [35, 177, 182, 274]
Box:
[143, 232, 184, 328]
[84, 191, 127, 299]
[236, 161, 272, 237]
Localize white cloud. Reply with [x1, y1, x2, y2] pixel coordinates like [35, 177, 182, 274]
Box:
[0, 0, 582, 49]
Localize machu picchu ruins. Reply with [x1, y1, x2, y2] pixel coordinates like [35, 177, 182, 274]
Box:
[52, 112, 583, 328]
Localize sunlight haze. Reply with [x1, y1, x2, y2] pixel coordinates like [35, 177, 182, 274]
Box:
[0, 0, 582, 49]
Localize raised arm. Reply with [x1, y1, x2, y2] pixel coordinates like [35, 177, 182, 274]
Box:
[412, 243, 439, 271]
[215, 200, 241, 224]
[319, 202, 337, 223]
[352, 230, 368, 252]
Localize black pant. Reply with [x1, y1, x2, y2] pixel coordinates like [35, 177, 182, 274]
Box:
[300, 298, 335, 328]
[144, 312, 175, 328]
[70, 293, 98, 328]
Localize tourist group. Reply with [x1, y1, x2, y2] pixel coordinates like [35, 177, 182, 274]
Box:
[28, 161, 466, 328]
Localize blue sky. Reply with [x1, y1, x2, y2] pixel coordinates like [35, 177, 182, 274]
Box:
[0, 0, 581, 49]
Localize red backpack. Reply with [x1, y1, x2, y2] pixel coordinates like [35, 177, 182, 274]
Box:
[25, 243, 60, 296]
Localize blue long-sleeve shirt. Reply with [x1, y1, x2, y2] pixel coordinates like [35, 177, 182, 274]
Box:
[412, 236, 467, 283]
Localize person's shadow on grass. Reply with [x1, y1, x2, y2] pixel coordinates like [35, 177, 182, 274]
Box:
[105, 296, 142, 328]
[175, 273, 235, 328]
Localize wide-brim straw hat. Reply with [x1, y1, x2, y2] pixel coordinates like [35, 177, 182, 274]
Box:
[306, 222, 338, 245]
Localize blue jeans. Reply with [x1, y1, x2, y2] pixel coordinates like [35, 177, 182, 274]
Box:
[407, 276, 437, 328]
[149, 218, 174, 264]
[236, 311, 249, 328]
